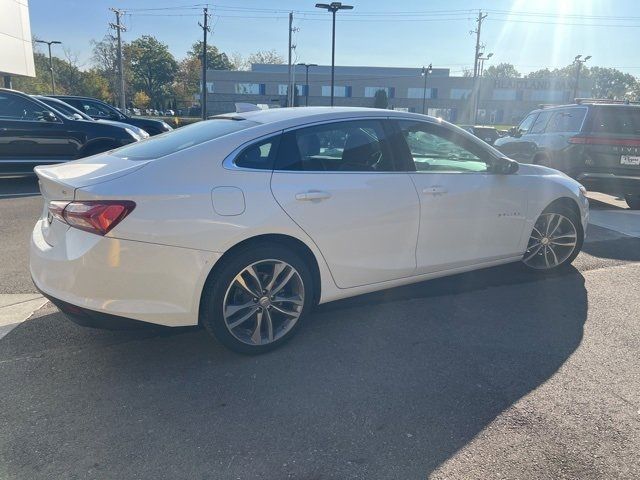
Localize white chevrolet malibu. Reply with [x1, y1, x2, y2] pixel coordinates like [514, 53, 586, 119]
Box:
[30, 107, 589, 353]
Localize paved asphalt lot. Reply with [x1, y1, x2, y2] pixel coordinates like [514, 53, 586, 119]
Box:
[0, 176, 639, 479]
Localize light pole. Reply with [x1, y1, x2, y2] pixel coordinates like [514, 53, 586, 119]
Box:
[298, 63, 318, 106]
[315, 2, 353, 106]
[573, 54, 591, 100]
[475, 52, 492, 123]
[421, 63, 433, 115]
[35, 39, 62, 94]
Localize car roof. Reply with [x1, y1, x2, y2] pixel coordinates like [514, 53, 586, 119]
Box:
[216, 106, 438, 129]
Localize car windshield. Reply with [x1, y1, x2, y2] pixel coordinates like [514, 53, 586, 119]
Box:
[110, 118, 259, 160]
[38, 98, 92, 121]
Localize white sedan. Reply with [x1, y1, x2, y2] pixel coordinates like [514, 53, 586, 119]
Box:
[30, 107, 589, 354]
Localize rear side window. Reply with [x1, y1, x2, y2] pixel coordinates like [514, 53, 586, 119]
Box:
[546, 108, 587, 133]
[112, 119, 258, 160]
[235, 136, 280, 170]
[588, 107, 640, 135]
[275, 120, 395, 172]
[0, 93, 49, 121]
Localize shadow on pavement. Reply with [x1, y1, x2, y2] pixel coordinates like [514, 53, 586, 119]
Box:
[0, 266, 587, 479]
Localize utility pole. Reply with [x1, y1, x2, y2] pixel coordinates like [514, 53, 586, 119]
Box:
[298, 63, 317, 106]
[421, 63, 432, 115]
[109, 9, 126, 112]
[199, 7, 210, 119]
[573, 54, 591, 100]
[287, 12, 294, 107]
[472, 10, 487, 78]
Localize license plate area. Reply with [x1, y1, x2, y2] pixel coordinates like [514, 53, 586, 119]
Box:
[620, 155, 640, 166]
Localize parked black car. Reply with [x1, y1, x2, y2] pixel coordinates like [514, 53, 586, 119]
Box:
[459, 125, 502, 145]
[494, 100, 640, 209]
[0, 88, 141, 176]
[34, 95, 150, 140]
[51, 95, 173, 136]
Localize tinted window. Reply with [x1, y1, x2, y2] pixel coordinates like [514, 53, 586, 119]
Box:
[546, 108, 587, 133]
[589, 107, 640, 135]
[529, 110, 553, 134]
[275, 120, 394, 172]
[39, 98, 88, 120]
[111, 119, 258, 160]
[235, 136, 280, 170]
[398, 121, 489, 173]
[0, 93, 51, 121]
[77, 99, 118, 119]
[518, 113, 538, 134]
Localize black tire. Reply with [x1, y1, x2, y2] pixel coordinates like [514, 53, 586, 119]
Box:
[624, 194, 640, 210]
[522, 203, 584, 272]
[200, 243, 314, 355]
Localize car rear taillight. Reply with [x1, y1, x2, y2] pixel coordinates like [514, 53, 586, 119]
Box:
[569, 135, 640, 146]
[48, 200, 135, 235]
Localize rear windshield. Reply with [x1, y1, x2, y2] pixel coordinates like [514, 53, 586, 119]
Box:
[588, 107, 640, 135]
[111, 118, 259, 160]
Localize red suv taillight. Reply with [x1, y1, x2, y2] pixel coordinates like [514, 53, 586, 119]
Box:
[48, 200, 136, 235]
[569, 135, 640, 146]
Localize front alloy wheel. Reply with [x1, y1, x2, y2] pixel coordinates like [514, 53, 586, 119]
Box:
[523, 212, 579, 270]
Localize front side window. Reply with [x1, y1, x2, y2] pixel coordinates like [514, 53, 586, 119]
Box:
[547, 108, 587, 133]
[529, 110, 553, 134]
[275, 120, 394, 172]
[0, 94, 51, 121]
[398, 121, 490, 173]
[79, 99, 118, 119]
[518, 112, 538, 134]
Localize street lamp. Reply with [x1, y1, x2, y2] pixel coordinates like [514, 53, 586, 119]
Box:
[298, 63, 318, 106]
[35, 39, 62, 94]
[573, 54, 591, 100]
[475, 52, 493, 123]
[420, 63, 433, 115]
[315, 2, 353, 106]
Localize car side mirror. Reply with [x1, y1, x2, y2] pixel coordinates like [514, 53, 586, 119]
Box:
[491, 157, 519, 175]
[41, 111, 57, 122]
[508, 126, 520, 137]
[72, 113, 84, 120]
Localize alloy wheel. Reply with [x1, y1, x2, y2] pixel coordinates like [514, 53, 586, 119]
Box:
[523, 213, 578, 269]
[222, 259, 305, 346]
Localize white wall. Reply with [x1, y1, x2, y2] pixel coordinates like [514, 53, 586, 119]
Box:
[0, 0, 35, 77]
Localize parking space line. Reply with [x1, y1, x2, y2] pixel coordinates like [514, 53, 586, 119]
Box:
[0, 294, 49, 340]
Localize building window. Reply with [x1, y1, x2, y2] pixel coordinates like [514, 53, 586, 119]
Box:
[364, 87, 394, 98]
[407, 87, 436, 99]
[278, 84, 306, 96]
[206, 82, 214, 93]
[450, 89, 472, 100]
[321, 85, 350, 97]
[492, 89, 517, 101]
[235, 83, 265, 95]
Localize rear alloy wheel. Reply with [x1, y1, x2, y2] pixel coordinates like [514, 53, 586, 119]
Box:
[624, 194, 640, 210]
[201, 245, 313, 354]
[522, 208, 582, 271]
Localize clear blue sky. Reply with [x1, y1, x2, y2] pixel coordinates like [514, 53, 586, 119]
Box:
[28, 0, 640, 76]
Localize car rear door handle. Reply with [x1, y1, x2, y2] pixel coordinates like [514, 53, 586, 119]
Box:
[295, 190, 332, 201]
[423, 186, 448, 195]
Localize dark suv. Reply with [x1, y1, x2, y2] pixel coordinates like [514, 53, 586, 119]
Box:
[52, 95, 173, 136]
[495, 100, 640, 209]
[0, 88, 140, 176]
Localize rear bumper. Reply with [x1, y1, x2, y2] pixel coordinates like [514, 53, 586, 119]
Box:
[30, 219, 221, 327]
[578, 172, 640, 195]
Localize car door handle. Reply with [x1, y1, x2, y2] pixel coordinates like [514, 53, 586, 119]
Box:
[295, 190, 332, 201]
[422, 186, 448, 195]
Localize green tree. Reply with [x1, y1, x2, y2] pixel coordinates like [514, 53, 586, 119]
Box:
[483, 63, 521, 79]
[373, 89, 388, 109]
[187, 41, 233, 70]
[125, 35, 178, 106]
